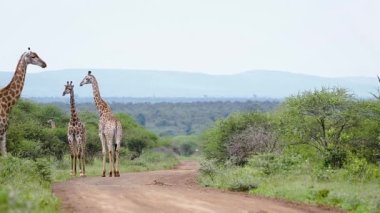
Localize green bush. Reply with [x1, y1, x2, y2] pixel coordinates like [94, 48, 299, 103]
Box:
[344, 155, 380, 181]
[7, 100, 69, 160]
[0, 157, 59, 212]
[247, 153, 304, 175]
[35, 158, 52, 183]
[179, 142, 196, 156]
[202, 112, 276, 163]
[13, 139, 43, 160]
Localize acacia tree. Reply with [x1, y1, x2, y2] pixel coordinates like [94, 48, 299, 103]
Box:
[279, 88, 359, 167]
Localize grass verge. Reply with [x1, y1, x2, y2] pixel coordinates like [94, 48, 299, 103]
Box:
[0, 157, 59, 212]
[198, 156, 380, 213]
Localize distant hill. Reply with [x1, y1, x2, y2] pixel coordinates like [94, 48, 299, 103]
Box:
[0, 69, 378, 99]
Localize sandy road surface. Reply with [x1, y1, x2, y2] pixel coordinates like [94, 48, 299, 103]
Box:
[53, 161, 339, 213]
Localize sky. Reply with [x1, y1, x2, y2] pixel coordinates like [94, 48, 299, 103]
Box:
[0, 0, 379, 77]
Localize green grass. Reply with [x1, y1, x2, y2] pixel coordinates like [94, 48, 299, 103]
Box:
[198, 156, 380, 213]
[252, 174, 380, 213]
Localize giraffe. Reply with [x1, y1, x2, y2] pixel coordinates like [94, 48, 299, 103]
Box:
[63, 81, 87, 177]
[80, 71, 122, 177]
[0, 48, 46, 156]
[47, 119, 56, 128]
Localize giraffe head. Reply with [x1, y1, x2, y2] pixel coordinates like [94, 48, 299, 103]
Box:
[24, 47, 47, 68]
[80, 71, 94, 86]
[62, 81, 74, 96]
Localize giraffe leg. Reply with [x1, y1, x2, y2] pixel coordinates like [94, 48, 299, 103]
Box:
[82, 129, 87, 177]
[74, 153, 77, 176]
[70, 154, 74, 176]
[115, 144, 120, 177]
[115, 122, 122, 177]
[107, 142, 114, 177]
[0, 132, 7, 157]
[78, 152, 83, 176]
[68, 134, 75, 175]
[81, 150, 86, 177]
[76, 135, 85, 177]
[99, 132, 106, 177]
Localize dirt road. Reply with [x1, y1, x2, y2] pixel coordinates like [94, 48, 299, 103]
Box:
[53, 161, 338, 213]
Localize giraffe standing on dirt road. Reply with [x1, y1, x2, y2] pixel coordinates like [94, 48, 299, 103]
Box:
[80, 71, 122, 177]
[63, 81, 87, 176]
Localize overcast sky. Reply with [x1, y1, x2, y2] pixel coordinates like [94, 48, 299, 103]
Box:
[0, 0, 379, 77]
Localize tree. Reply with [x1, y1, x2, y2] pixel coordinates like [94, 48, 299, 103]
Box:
[279, 87, 359, 167]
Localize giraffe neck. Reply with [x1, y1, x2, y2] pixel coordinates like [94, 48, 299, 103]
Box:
[0, 53, 28, 113]
[91, 77, 112, 117]
[69, 90, 78, 122]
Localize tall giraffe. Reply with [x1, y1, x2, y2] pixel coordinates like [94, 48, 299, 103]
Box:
[0, 48, 46, 156]
[80, 71, 122, 177]
[63, 81, 86, 176]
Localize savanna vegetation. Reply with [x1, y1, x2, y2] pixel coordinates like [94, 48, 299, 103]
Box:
[200, 88, 380, 213]
[50, 100, 279, 136]
[3, 87, 380, 212]
[0, 100, 179, 212]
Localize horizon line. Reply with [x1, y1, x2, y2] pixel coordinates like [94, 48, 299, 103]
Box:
[0, 68, 377, 79]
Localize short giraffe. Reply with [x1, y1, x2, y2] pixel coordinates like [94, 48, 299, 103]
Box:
[80, 71, 122, 177]
[0, 48, 46, 156]
[63, 81, 86, 176]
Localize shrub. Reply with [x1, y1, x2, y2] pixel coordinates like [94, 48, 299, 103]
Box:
[323, 146, 347, 169]
[127, 137, 148, 156]
[35, 158, 52, 183]
[227, 124, 279, 165]
[202, 112, 277, 164]
[247, 153, 303, 175]
[0, 157, 58, 212]
[7, 100, 69, 160]
[179, 142, 196, 156]
[199, 159, 219, 181]
[14, 139, 43, 160]
[344, 155, 380, 181]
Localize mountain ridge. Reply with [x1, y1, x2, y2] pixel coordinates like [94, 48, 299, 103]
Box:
[0, 69, 377, 98]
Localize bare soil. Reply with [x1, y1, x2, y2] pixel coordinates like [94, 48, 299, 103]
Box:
[53, 161, 340, 213]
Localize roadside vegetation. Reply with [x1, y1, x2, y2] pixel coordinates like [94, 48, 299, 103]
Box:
[0, 100, 178, 212]
[3, 86, 380, 212]
[200, 88, 380, 213]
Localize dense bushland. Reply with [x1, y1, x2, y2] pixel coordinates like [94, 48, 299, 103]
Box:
[7, 100, 159, 161]
[51, 100, 279, 136]
[200, 88, 380, 212]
